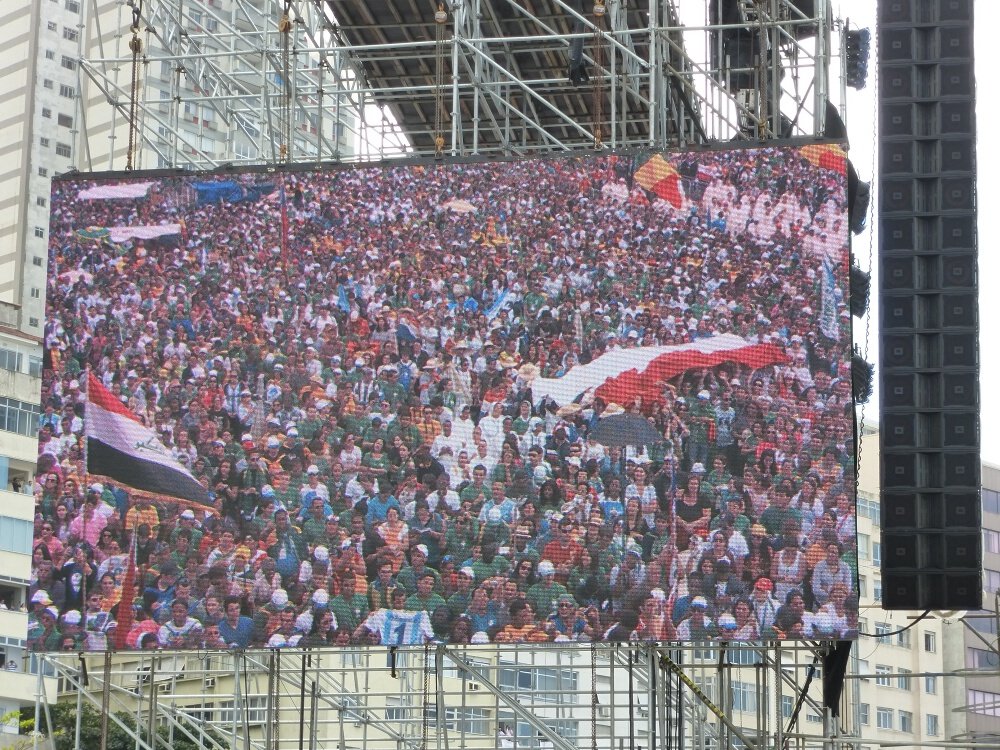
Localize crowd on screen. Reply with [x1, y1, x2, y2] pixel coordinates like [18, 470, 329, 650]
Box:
[28, 148, 859, 651]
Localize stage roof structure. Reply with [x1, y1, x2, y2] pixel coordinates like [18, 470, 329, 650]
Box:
[76, 0, 839, 169]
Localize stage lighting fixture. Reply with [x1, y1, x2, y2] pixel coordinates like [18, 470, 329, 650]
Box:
[849, 264, 870, 318]
[844, 28, 871, 89]
[851, 349, 874, 404]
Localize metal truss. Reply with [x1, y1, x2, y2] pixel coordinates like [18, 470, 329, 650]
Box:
[35, 641, 863, 750]
[77, 0, 841, 169]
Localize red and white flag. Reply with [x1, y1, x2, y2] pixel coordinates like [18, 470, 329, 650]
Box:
[531, 334, 789, 407]
[86, 373, 210, 504]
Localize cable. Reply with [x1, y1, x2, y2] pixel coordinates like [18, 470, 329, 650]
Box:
[857, 608, 932, 638]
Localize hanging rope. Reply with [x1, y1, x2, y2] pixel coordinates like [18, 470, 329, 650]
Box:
[278, 0, 293, 162]
[433, 4, 449, 156]
[125, 0, 144, 170]
[591, 0, 607, 148]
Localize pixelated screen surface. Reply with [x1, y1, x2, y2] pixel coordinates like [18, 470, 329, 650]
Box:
[31, 144, 856, 651]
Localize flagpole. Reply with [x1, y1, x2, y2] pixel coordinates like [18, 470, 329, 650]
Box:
[82, 367, 90, 642]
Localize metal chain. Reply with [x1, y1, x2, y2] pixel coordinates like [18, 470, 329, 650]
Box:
[278, 1, 292, 162]
[421, 644, 431, 750]
[125, 1, 143, 170]
[433, 4, 449, 155]
[591, 1, 606, 148]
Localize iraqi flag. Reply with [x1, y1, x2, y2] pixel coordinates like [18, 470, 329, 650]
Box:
[86, 373, 211, 504]
[633, 154, 685, 208]
[531, 334, 789, 407]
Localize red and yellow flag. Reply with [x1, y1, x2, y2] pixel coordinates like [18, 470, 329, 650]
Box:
[800, 144, 848, 174]
[634, 154, 685, 208]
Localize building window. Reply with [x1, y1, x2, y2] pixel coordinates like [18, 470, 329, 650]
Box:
[33, 227, 44, 238]
[899, 711, 912, 733]
[968, 689, 1000, 717]
[63, 26, 79, 42]
[28, 318, 39, 328]
[858, 576, 867, 598]
[0, 397, 40, 436]
[43, 79, 53, 89]
[731, 681, 758, 714]
[876, 707, 893, 730]
[986, 568, 1000, 593]
[33, 256, 43, 266]
[924, 631, 936, 652]
[984, 488, 1000, 515]
[39, 137, 50, 148]
[0, 517, 33, 554]
[47, 21, 57, 31]
[857, 492, 881, 524]
[41, 108, 52, 119]
[59, 84, 75, 99]
[873, 579, 882, 602]
[897, 668, 911, 691]
[985, 528, 1000, 554]
[30, 288, 40, 299]
[55, 143, 72, 158]
[896, 628, 911, 648]
[38, 167, 48, 177]
[927, 714, 939, 737]
[0, 349, 22, 374]
[874, 622, 891, 638]
[60, 55, 77, 71]
[859, 703, 869, 726]
[45, 49, 55, 60]
[874, 665, 891, 687]
[925, 675, 937, 694]
[872, 541, 881, 566]
[857, 532, 869, 560]
[36, 197, 47, 207]
[28, 356, 42, 378]
[780, 695, 793, 719]
[58, 114, 73, 128]
[967, 646, 1000, 669]
[65, 0, 80, 12]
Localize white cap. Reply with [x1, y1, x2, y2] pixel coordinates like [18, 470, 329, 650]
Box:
[311, 590, 330, 606]
[314, 546, 329, 562]
[414, 544, 429, 557]
[270, 589, 289, 608]
[62, 609, 82, 625]
[470, 631, 490, 644]
[459, 567, 475, 579]
[267, 634, 287, 648]
[537, 561, 555, 576]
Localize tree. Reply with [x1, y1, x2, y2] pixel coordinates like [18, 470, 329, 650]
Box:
[20, 700, 228, 750]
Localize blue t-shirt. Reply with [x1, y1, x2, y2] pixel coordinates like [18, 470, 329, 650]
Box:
[218, 616, 254, 648]
[365, 494, 401, 526]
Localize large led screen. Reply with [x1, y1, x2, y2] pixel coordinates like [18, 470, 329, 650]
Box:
[31, 145, 857, 651]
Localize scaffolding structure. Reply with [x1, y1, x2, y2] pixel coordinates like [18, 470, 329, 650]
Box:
[77, 0, 840, 170]
[36, 641, 863, 750]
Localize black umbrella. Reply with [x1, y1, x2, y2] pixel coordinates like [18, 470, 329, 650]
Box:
[589, 412, 663, 447]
